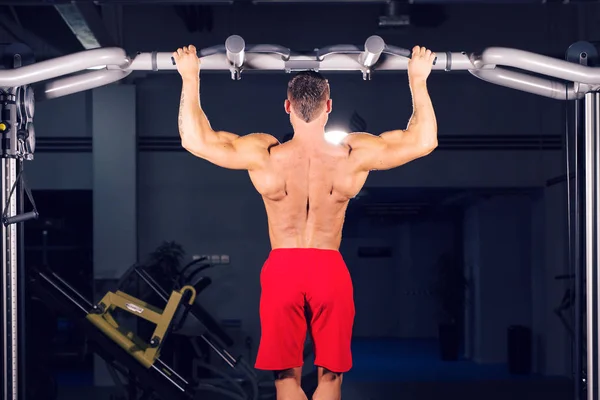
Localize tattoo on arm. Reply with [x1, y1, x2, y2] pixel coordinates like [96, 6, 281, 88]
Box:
[178, 91, 185, 136]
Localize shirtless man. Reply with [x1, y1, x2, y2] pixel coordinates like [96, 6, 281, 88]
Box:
[173, 44, 437, 400]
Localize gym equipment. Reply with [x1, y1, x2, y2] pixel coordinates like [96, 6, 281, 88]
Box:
[87, 285, 197, 369]
[3, 35, 600, 400]
[30, 249, 262, 400]
[118, 256, 316, 400]
[29, 262, 264, 400]
[0, 43, 39, 400]
[126, 262, 259, 400]
[0, 34, 596, 99]
[29, 266, 193, 400]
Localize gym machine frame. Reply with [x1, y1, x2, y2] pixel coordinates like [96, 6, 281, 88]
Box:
[0, 33, 599, 400]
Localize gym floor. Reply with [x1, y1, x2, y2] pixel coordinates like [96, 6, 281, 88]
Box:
[54, 338, 573, 400]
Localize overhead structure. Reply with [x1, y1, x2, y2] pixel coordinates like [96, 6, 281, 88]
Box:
[0, 34, 599, 400]
[54, 2, 117, 49]
[0, 34, 593, 100]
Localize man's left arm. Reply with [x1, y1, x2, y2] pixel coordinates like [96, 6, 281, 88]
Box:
[347, 46, 438, 171]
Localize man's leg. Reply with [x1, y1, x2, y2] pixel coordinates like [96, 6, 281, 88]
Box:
[255, 251, 309, 399]
[305, 250, 355, 400]
[274, 367, 308, 400]
[312, 368, 342, 400]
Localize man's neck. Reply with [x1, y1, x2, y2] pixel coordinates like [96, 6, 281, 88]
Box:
[292, 120, 326, 141]
[292, 128, 326, 146]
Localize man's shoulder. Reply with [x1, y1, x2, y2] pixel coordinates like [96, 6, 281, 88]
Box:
[343, 132, 380, 149]
[243, 133, 281, 147]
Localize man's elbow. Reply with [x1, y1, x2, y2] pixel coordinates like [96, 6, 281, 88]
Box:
[417, 137, 437, 157]
[181, 137, 205, 156]
[180, 138, 193, 152]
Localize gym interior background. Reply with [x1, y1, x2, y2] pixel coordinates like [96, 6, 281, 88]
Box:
[0, 0, 592, 399]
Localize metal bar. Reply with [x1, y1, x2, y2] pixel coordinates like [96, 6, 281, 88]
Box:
[1, 91, 19, 400]
[2, 37, 600, 99]
[49, 271, 93, 308]
[585, 92, 598, 400]
[595, 92, 600, 400]
[127, 50, 473, 72]
[245, 44, 291, 59]
[35, 70, 132, 100]
[0, 48, 128, 87]
[480, 47, 600, 85]
[155, 358, 189, 385]
[2, 158, 18, 400]
[38, 272, 89, 314]
[150, 364, 185, 392]
[16, 159, 25, 400]
[133, 268, 169, 302]
[575, 92, 584, 400]
[469, 68, 583, 100]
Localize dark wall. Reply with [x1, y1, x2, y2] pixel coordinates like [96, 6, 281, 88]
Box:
[17, 2, 592, 373]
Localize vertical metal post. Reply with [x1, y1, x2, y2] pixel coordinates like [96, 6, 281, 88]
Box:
[596, 93, 600, 400]
[567, 40, 599, 400]
[576, 91, 585, 400]
[1, 90, 18, 400]
[585, 92, 600, 400]
[573, 90, 582, 400]
[574, 92, 580, 399]
[17, 158, 25, 400]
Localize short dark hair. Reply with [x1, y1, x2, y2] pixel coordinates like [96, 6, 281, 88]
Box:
[287, 71, 330, 123]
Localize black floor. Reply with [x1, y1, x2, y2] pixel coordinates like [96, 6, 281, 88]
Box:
[53, 338, 574, 400]
[56, 379, 572, 400]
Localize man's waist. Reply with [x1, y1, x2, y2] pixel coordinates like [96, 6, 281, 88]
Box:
[268, 247, 342, 260]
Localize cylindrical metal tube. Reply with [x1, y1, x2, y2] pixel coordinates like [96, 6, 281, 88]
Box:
[469, 68, 582, 100]
[585, 92, 598, 400]
[595, 93, 600, 400]
[360, 35, 385, 68]
[35, 70, 132, 100]
[575, 91, 584, 400]
[1, 96, 19, 400]
[0, 47, 128, 87]
[225, 35, 245, 68]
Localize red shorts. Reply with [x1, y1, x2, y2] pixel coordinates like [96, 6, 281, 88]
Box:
[255, 248, 355, 373]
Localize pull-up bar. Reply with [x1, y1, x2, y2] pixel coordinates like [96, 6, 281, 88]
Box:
[0, 34, 597, 100]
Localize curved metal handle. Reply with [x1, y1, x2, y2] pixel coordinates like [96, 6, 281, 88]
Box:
[179, 285, 197, 305]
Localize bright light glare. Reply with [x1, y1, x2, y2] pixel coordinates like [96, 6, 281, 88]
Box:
[324, 130, 348, 145]
[87, 65, 107, 70]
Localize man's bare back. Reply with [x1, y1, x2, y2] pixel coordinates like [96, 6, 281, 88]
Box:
[249, 135, 368, 250]
[173, 43, 438, 400]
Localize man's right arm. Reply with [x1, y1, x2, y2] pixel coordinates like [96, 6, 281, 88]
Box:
[345, 46, 438, 172]
[174, 45, 278, 171]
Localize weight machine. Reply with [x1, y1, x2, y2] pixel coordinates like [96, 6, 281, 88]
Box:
[1, 34, 600, 400]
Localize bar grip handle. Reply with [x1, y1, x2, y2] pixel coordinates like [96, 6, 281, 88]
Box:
[4, 210, 38, 225]
[385, 45, 437, 65]
[170, 46, 225, 66]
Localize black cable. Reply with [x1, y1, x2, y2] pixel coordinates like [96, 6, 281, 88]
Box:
[571, 76, 584, 400]
[564, 80, 576, 383]
[566, 85, 573, 294]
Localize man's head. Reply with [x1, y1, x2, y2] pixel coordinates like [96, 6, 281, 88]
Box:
[285, 71, 331, 125]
